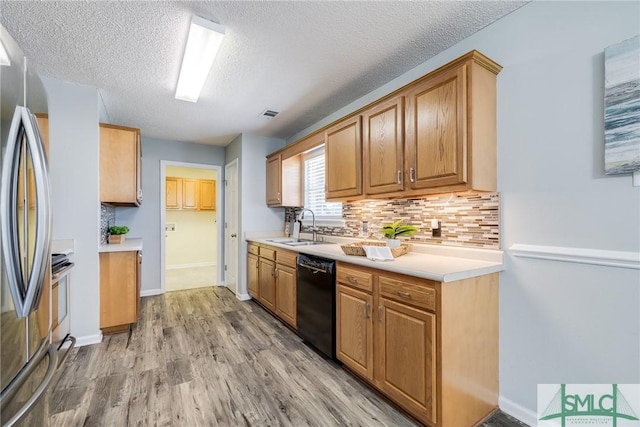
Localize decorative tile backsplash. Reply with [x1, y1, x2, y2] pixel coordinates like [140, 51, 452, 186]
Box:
[286, 193, 499, 249]
[100, 204, 115, 244]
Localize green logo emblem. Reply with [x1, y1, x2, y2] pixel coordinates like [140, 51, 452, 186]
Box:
[539, 384, 639, 426]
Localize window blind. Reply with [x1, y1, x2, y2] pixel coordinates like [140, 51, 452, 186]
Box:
[303, 148, 342, 218]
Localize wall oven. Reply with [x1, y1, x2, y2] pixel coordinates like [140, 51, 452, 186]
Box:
[51, 258, 73, 348]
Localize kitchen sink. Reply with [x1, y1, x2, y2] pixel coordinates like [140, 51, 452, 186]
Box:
[265, 238, 327, 246]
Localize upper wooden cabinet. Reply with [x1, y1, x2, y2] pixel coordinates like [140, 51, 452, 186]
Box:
[266, 154, 282, 206]
[165, 177, 181, 209]
[264, 50, 501, 202]
[100, 124, 142, 206]
[199, 179, 216, 210]
[165, 177, 215, 211]
[404, 52, 500, 195]
[182, 178, 198, 210]
[266, 153, 303, 208]
[325, 115, 362, 200]
[363, 95, 405, 195]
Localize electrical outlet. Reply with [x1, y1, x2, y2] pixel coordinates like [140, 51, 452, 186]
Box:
[362, 221, 368, 234]
[166, 223, 176, 232]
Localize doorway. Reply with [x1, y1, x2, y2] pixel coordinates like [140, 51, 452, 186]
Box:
[160, 161, 223, 293]
[224, 159, 239, 296]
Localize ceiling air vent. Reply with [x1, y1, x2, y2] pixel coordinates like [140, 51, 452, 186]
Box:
[260, 109, 280, 119]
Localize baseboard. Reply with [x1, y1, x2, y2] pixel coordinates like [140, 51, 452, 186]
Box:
[141, 289, 164, 297]
[236, 292, 252, 301]
[166, 262, 216, 270]
[499, 395, 537, 426]
[74, 331, 103, 347]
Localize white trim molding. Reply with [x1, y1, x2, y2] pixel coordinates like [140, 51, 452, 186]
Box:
[166, 262, 216, 270]
[74, 331, 103, 347]
[499, 395, 537, 426]
[509, 244, 640, 270]
[236, 292, 252, 301]
[141, 289, 164, 297]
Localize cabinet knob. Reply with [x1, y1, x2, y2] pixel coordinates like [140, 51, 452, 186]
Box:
[347, 276, 358, 284]
[365, 302, 371, 319]
[231, 233, 237, 238]
[377, 306, 383, 322]
[409, 167, 416, 183]
[397, 170, 402, 185]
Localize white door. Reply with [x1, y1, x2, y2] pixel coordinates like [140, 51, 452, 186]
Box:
[224, 160, 239, 294]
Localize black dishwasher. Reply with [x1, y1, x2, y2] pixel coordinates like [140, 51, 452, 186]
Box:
[296, 254, 336, 359]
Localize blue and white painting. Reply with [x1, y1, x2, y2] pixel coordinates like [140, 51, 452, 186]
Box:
[604, 35, 640, 175]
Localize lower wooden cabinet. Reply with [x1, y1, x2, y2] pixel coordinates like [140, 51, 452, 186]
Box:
[246, 243, 297, 328]
[336, 284, 374, 381]
[100, 250, 141, 334]
[275, 263, 296, 327]
[247, 251, 259, 299]
[378, 297, 437, 423]
[258, 257, 276, 312]
[336, 262, 498, 427]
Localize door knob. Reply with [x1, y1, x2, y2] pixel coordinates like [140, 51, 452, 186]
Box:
[231, 233, 237, 238]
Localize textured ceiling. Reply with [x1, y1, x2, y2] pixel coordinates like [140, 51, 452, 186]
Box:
[1, 1, 526, 146]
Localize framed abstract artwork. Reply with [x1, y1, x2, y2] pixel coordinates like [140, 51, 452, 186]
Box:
[604, 35, 640, 175]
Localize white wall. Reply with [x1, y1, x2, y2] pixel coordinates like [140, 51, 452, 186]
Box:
[116, 137, 224, 293]
[43, 77, 101, 345]
[225, 134, 285, 298]
[287, 2, 640, 424]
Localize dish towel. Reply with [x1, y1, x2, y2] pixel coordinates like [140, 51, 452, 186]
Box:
[363, 246, 395, 261]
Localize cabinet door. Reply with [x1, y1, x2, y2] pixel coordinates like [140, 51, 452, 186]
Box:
[275, 264, 297, 327]
[266, 155, 282, 206]
[199, 179, 216, 210]
[247, 253, 259, 299]
[100, 124, 141, 205]
[258, 258, 276, 312]
[405, 64, 466, 189]
[377, 297, 437, 425]
[100, 251, 138, 329]
[165, 177, 182, 209]
[363, 96, 405, 195]
[336, 284, 374, 381]
[182, 179, 198, 210]
[325, 116, 362, 200]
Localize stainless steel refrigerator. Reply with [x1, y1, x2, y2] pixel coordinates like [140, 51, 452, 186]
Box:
[0, 25, 72, 426]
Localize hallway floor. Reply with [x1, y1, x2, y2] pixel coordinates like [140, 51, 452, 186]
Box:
[166, 265, 217, 291]
[50, 288, 528, 426]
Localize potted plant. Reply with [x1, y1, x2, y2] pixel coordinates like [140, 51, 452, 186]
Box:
[108, 225, 129, 244]
[381, 219, 418, 248]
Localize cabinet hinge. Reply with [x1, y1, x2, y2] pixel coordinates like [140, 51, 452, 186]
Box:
[224, 180, 228, 186]
[224, 265, 227, 271]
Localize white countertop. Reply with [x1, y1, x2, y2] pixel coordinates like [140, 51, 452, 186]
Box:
[247, 235, 504, 283]
[99, 238, 143, 253]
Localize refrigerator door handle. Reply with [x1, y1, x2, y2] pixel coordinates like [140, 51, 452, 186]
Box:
[24, 110, 51, 314]
[0, 106, 51, 318]
[0, 344, 58, 427]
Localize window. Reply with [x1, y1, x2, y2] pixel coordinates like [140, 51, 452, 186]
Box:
[302, 147, 343, 225]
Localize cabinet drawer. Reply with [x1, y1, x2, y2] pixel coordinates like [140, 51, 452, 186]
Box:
[337, 266, 373, 293]
[277, 250, 297, 267]
[379, 276, 436, 312]
[248, 244, 259, 256]
[260, 246, 276, 261]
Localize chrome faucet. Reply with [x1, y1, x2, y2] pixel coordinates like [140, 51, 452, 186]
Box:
[296, 208, 317, 242]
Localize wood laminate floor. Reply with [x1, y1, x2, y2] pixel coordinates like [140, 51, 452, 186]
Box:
[50, 287, 528, 427]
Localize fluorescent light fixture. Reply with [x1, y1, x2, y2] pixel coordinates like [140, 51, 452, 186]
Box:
[0, 40, 11, 66]
[175, 16, 225, 102]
